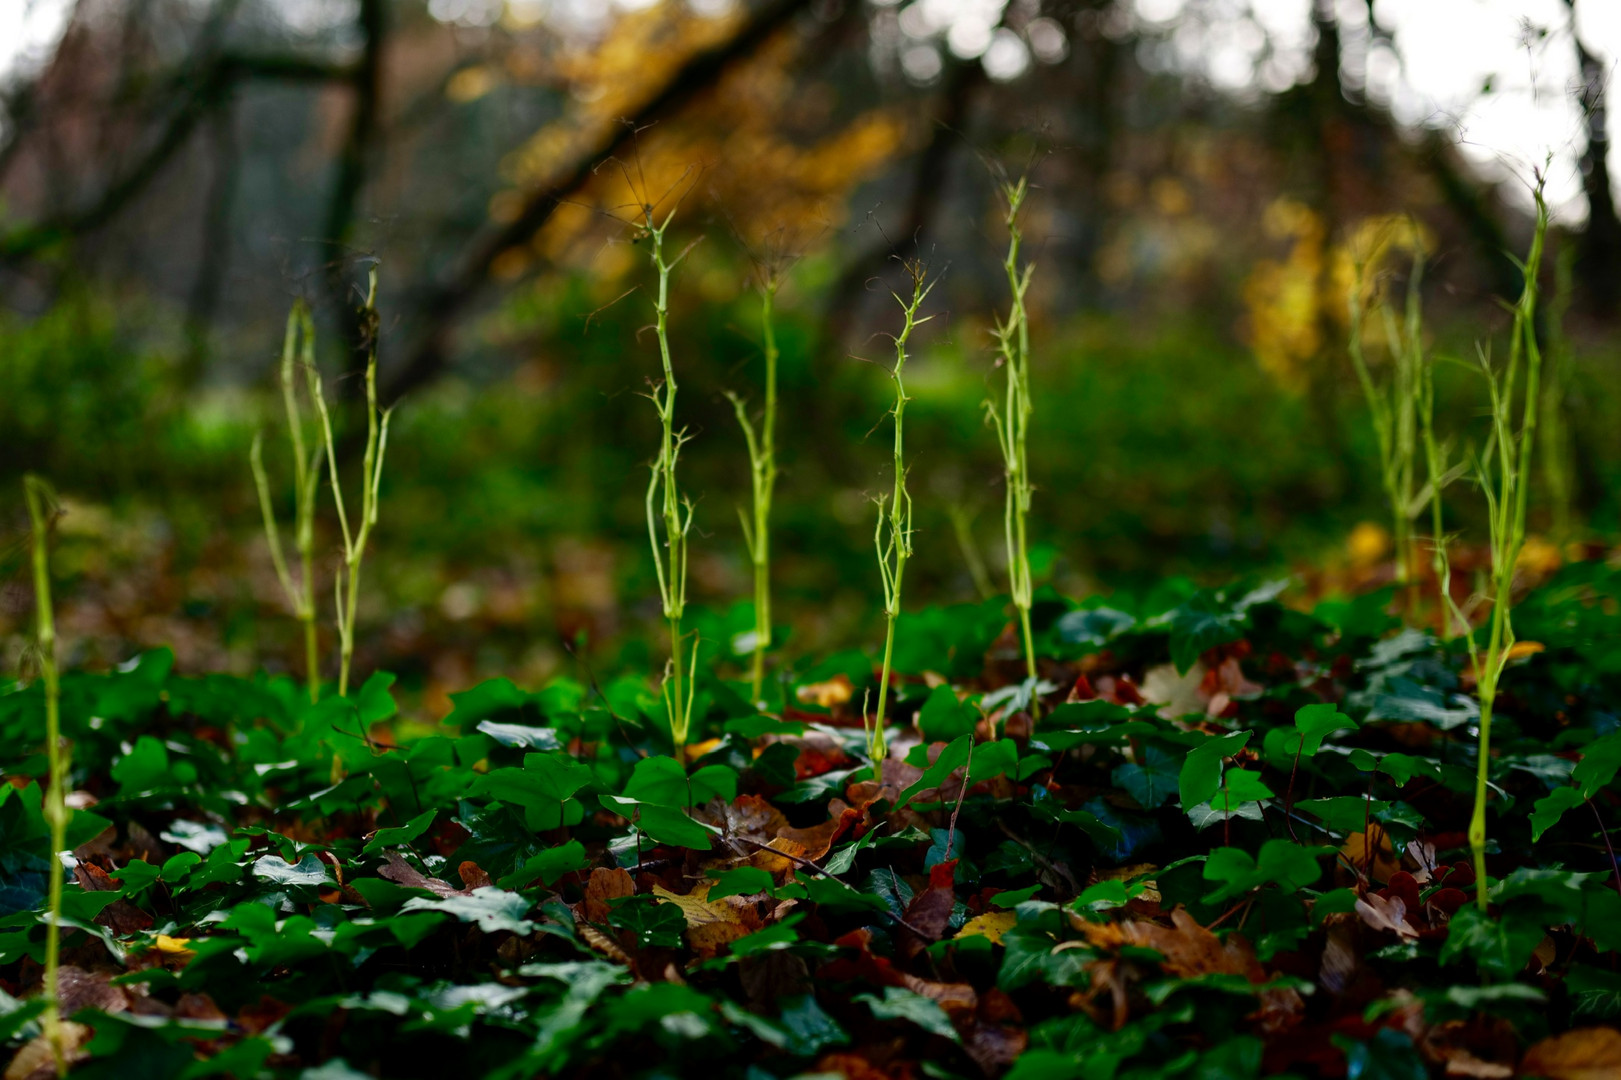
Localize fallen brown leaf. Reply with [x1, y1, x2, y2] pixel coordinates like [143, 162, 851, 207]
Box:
[376, 852, 466, 898]
[4, 1022, 90, 1080]
[1356, 893, 1420, 940]
[956, 911, 1018, 946]
[1519, 1027, 1621, 1080]
[579, 866, 636, 924]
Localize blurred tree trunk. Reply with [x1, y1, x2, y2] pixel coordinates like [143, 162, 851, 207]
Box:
[326, 0, 387, 385]
[1564, 0, 1621, 312]
[184, 105, 240, 380]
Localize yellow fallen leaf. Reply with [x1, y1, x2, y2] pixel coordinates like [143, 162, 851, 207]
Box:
[4, 1022, 89, 1080]
[683, 738, 724, 763]
[1504, 641, 1545, 662]
[796, 675, 853, 708]
[1520, 1027, 1621, 1080]
[652, 884, 743, 928]
[155, 935, 195, 958]
[1515, 536, 1562, 576]
[1348, 522, 1391, 567]
[955, 911, 1017, 945]
[1341, 826, 1401, 885]
[1096, 864, 1161, 904]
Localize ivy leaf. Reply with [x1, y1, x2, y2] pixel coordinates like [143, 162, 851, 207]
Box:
[776, 994, 849, 1056]
[1054, 607, 1136, 648]
[251, 854, 330, 887]
[621, 756, 737, 809]
[898, 735, 972, 809]
[353, 671, 399, 725]
[917, 685, 979, 743]
[446, 678, 537, 729]
[1291, 703, 1358, 758]
[1179, 731, 1251, 809]
[1028, 799, 1124, 849]
[1525, 733, 1621, 841]
[498, 840, 589, 889]
[1572, 732, 1621, 795]
[1344, 750, 1443, 787]
[1530, 786, 1588, 842]
[1187, 800, 1266, 831]
[400, 887, 535, 935]
[1112, 743, 1180, 809]
[1212, 768, 1274, 806]
[1567, 964, 1621, 1020]
[363, 809, 436, 854]
[111, 735, 194, 796]
[1202, 840, 1329, 904]
[469, 752, 594, 829]
[1439, 905, 1545, 979]
[476, 720, 560, 750]
[600, 795, 717, 850]
[605, 895, 686, 949]
[707, 866, 776, 900]
[1072, 879, 1143, 919]
[1160, 580, 1285, 674]
[709, 862, 778, 895]
[855, 986, 959, 1042]
[1332, 1028, 1428, 1080]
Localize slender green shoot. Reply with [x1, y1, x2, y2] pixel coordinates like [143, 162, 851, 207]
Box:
[984, 176, 1039, 707]
[24, 475, 67, 1079]
[726, 268, 783, 705]
[1449, 179, 1549, 910]
[1348, 230, 1427, 597]
[251, 301, 324, 702]
[640, 206, 698, 756]
[946, 501, 996, 601]
[868, 261, 935, 767]
[1541, 244, 1577, 546]
[309, 267, 394, 698]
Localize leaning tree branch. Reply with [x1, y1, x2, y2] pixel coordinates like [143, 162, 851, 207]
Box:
[381, 0, 815, 405]
[0, 51, 355, 262]
[823, 57, 984, 346]
[324, 0, 387, 380]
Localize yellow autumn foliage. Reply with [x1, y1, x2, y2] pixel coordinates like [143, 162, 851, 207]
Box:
[1244, 200, 1432, 390]
[482, 5, 913, 283]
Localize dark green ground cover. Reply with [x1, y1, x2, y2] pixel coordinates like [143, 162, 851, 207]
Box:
[3, 564, 1621, 1078]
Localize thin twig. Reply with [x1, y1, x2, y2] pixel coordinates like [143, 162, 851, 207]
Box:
[944, 740, 973, 861]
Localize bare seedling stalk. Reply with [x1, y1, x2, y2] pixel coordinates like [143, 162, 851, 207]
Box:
[947, 502, 995, 601]
[24, 475, 67, 1079]
[251, 302, 324, 702]
[641, 207, 698, 755]
[868, 262, 935, 766]
[309, 268, 394, 698]
[1413, 259, 1452, 640]
[1541, 245, 1577, 546]
[1451, 180, 1549, 910]
[1348, 229, 1428, 598]
[727, 269, 783, 704]
[985, 177, 1039, 707]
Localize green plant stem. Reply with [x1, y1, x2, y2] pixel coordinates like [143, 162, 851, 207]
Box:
[870, 265, 933, 764]
[668, 615, 686, 757]
[251, 303, 324, 703]
[25, 475, 66, 1079]
[1542, 245, 1576, 546]
[310, 270, 393, 698]
[1349, 245, 1421, 596]
[987, 177, 1039, 706]
[642, 209, 695, 751]
[946, 502, 995, 600]
[1466, 181, 1548, 910]
[729, 276, 781, 704]
[1399, 246, 1452, 638]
